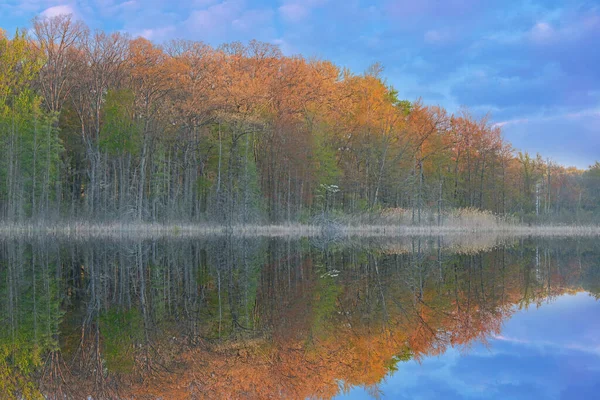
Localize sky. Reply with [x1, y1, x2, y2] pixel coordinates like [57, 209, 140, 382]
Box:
[338, 292, 600, 399]
[1, 0, 599, 168]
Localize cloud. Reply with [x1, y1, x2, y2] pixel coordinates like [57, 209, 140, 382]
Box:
[272, 37, 295, 55]
[191, 0, 221, 6]
[137, 25, 176, 41]
[182, 0, 276, 42]
[386, 0, 481, 18]
[186, 1, 244, 33]
[502, 114, 600, 168]
[40, 4, 76, 18]
[450, 66, 565, 111]
[529, 22, 555, 43]
[232, 8, 274, 33]
[448, 7, 600, 117]
[278, 1, 329, 23]
[362, 293, 600, 400]
[93, 0, 139, 17]
[494, 109, 600, 128]
[279, 3, 308, 22]
[423, 29, 456, 45]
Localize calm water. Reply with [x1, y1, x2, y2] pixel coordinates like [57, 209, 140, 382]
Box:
[0, 236, 599, 399]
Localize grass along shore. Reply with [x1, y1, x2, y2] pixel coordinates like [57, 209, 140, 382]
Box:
[0, 207, 597, 238]
[0, 221, 599, 238]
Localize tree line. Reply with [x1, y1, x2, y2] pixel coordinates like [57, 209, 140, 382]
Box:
[1, 14, 599, 224]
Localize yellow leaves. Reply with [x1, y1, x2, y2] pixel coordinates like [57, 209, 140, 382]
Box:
[0, 339, 45, 400]
[0, 30, 43, 109]
[129, 38, 168, 85]
[329, 73, 405, 146]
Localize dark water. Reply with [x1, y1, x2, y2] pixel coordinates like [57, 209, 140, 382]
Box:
[0, 236, 599, 399]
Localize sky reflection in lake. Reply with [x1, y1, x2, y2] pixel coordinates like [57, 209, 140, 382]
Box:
[340, 292, 600, 400]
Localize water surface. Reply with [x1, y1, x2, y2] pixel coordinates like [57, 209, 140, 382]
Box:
[338, 291, 600, 399]
[0, 236, 598, 399]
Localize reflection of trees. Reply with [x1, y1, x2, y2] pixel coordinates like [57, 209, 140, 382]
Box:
[0, 239, 62, 398]
[0, 237, 597, 399]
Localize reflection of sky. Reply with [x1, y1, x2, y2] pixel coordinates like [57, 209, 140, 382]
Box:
[336, 293, 600, 400]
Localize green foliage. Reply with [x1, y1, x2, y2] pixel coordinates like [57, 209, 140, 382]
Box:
[313, 129, 340, 188]
[99, 89, 141, 156]
[0, 29, 44, 110]
[583, 162, 600, 210]
[384, 346, 413, 372]
[0, 250, 61, 399]
[583, 263, 600, 299]
[0, 30, 62, 220]
[99, 308, 144, 373]
[312, 128, 341, 211]
[239, 133, 267, 220]
[386, 86, 412, 115]
[310, 266, 342, 339]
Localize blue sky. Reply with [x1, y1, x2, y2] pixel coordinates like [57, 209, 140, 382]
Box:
[338, 292, 600, 399]
[1, 0, 599, 168]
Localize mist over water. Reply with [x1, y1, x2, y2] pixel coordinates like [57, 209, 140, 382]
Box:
[0, 236, 598, 399]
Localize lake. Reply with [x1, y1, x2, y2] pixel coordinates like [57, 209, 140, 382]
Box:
[0, 235, 598, 399]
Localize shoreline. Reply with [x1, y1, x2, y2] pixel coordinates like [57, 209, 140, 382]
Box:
[1, 222, 600, 238]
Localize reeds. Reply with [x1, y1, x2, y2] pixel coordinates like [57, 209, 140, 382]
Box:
[341, 207, 518, 228]
[0, 216, 599, 239]
[0, 221, 322, 239]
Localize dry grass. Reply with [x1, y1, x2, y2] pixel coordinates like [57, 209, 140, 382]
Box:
[0, 222, 322, 239]
[0, 218, 599, 239]
[367, 207, 518, 228]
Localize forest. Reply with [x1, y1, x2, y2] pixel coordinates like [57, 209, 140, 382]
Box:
[1, 14, 599, 225]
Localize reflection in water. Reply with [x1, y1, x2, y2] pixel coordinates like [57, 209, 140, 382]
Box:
[0, 237, 598, 399]
[339, 291, 600, 400]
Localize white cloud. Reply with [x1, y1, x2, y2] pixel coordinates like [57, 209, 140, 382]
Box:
[424, 30, 445, 44]
[279, 3, 308, 22]
[40, 4, 76, 18]
[186, 0, 244, 32]
[278, 0, 328, 23]
[183, 0, 275, 41]
[232, 9, 273, 32]
[272, 37, 295, 55]
[137, 25, 176, 41]
[191, 0, 221, 6]
[94, 0, 139, 17]
[493, 108, 600, 128]
[528, 14, 600, 45]
[529, 22, 555, 43]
